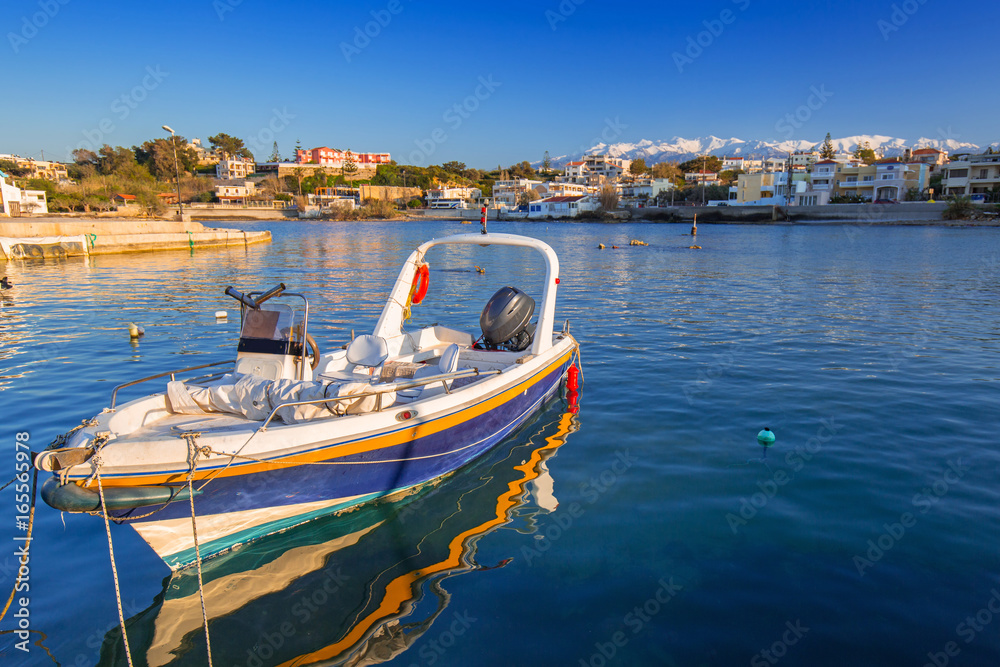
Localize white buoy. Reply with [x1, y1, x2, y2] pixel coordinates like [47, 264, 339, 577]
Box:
[215, 311, 227, 319]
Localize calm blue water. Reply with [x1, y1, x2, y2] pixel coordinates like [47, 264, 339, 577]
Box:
[1, 220, 999, 666]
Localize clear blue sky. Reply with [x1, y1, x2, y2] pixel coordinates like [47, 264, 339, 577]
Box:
[2, 0, 997, 168]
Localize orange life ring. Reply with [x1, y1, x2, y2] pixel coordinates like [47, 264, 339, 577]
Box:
[411, 264, 429, 305]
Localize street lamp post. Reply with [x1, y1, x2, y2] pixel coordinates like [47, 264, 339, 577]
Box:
[161, 125, 184, 219]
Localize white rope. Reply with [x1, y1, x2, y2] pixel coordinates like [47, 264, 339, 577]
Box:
[95, 458, 134, 667]
[186, 435, 214, 667]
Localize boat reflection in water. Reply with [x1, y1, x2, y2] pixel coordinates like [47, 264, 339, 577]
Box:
[99, 399, 579, 666]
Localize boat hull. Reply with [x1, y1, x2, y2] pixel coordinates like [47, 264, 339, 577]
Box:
[89, 346, 574, 569]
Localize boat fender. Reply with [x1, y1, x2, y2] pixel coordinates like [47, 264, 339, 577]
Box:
[41, 476, 198, 512]
[412, 263, 430, 305]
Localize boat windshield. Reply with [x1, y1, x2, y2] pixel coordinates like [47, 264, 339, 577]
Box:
[239, 302, 306, 355]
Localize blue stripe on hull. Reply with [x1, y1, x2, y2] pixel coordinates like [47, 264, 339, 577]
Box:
[123, 360, 568, 533]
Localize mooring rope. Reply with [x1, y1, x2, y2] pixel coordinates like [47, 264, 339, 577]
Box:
[95, 457, 134, 667]
[185, 434, 214, 667]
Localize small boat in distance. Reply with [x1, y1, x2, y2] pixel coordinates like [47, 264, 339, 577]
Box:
[36, 232, 580, 570]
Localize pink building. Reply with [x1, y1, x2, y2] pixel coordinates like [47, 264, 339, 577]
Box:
[295, 147, 391, 168]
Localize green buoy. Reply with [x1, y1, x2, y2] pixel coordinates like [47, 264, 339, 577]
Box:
[757, 427, 775, 446]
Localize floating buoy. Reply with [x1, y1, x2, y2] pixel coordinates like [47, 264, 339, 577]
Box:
[629, 239, 648, 246]
[689, 245, 702, 249]
[598, 244, 605, 250]
[0, 277, 11, 290]
[757, 427, 776, 446]
[215, 310, 227, 319]
[612, 245, 619, 249]
[128, 323, 145, 339]
[474, 265, 485, 274]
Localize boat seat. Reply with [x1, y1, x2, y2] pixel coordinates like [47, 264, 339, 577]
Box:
[319, 334, 389, 384]
[397, 344, 461, 402]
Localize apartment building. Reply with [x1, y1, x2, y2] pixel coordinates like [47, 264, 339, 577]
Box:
[295, 147, 391, 169]
[941, 152, 1000, 198]
[216, 157, 256, 180]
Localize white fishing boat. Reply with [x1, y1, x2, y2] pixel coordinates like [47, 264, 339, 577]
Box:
[36, 232, 581, 570]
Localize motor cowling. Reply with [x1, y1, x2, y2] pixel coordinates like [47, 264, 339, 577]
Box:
[480, 286, 535, 351]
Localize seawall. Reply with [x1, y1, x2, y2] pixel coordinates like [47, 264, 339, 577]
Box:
[0, 218, 270, 258]
[633, 202, 950, 223]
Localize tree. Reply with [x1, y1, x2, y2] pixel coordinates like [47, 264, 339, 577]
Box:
[853, 141, 877, 165]
[598, 184, 619, 210]
[652, 161, 681, 181]
[98, 145, 137, 175]
[208, 133, 253, 160]
[518, 190, 541, 206]
[719, 169, 744, 186]
[542, 151, 552, 172]
[269, 141, 282, 162]
[441, 161, 466, 174]
[679, 155, 723, 174]
[629, 158, 648, 175]
[72, 149, 99, 167]
[820, 133, 836, 159]
[134, 137, 197, 180]
[0, 160, 30, 177]
[342, 151, 358, 179]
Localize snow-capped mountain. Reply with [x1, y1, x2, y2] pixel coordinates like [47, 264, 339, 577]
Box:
[545, 135, 983, 167]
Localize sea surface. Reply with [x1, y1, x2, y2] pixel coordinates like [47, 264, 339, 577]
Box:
[1, 219, 999, 666]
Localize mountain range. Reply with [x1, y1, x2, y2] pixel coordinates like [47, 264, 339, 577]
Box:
[545, 134, 994, 167]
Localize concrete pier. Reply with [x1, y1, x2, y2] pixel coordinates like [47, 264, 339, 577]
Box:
[0, 218, 270, 258]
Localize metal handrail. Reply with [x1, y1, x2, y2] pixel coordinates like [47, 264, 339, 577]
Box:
[258, 367, 502, 431]
[110, 360, 235, 410]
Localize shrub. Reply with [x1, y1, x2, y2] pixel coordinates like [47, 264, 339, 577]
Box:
[943, 196, 974, 220]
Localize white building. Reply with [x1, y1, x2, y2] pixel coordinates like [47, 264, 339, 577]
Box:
[216, 157, 255, 180]
[426, 186, 481, 206]
[618, 178, 675, 206]
[215, 181, 257, 204]
[0, 171, 47, 215]
[942, 152, 1000, 199]
[527, 195, 599, 218]
[492, 178, 543, 207]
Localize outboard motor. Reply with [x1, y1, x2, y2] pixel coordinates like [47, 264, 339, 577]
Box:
[480, 286, 536, 352]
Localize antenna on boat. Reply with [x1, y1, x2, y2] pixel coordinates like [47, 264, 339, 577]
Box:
[480, 202, 488, 235]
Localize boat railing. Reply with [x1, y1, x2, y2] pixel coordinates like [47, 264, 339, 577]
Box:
[258, 367, 502, 431]
[110, 360, 235, 410]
